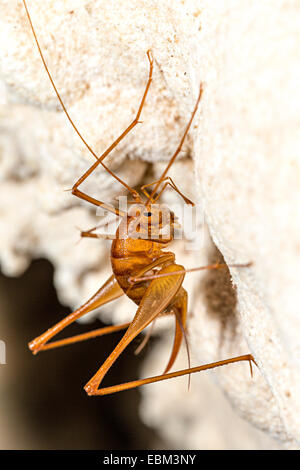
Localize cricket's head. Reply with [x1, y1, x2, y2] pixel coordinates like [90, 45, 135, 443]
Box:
[126, 203, 180, 241]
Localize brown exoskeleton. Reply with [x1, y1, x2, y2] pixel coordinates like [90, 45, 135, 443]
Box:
[23, 0, 256, 396]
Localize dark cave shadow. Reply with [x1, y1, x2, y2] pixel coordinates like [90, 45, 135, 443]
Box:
[0, 258, 160, 450]
[199, 243, 240, 353]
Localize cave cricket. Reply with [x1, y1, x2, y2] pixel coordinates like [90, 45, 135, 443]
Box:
[22, 0, 256, 396]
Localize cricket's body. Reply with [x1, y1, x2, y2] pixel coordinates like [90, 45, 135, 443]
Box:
[112, 238, 162, 304]
[23, 0, 255, 397]
[111, 209, 175, 304]
[111, 232, 160, 303]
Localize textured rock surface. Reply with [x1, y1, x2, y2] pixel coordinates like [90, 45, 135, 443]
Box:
[0, 0, 299, 449]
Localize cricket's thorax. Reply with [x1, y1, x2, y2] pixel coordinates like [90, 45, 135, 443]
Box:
[111, 215, 170, 304]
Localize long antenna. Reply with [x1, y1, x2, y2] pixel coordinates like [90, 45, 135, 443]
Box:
[146, 84, 203, 206]
[22, 0, 139, 193]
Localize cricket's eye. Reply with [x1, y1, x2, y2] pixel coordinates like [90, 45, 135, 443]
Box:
[143, 212, 152, 217]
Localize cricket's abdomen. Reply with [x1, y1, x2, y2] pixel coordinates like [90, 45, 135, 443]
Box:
[111, 236, 162, 305]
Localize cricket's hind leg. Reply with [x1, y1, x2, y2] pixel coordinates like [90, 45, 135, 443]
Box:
[83, 263, 186, 396]
[40, 322, 131, 352]
[163, 287, 189, 375]
[94, 354, 256, 395]
[83, 269, 256, 396]
[29, 275, 124, 354]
